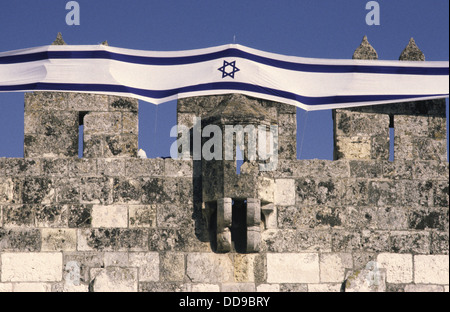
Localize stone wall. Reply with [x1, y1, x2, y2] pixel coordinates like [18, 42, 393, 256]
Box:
[0, 36, 448, 292]
[0, 156, 448, 292]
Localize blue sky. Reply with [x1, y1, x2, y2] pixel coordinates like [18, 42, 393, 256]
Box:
[0, 0, 448, 159]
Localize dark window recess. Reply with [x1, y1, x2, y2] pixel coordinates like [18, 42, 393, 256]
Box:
[231, 199, 247, 253]
[389, 114, 394, 162]
[78, 112, 88, 158]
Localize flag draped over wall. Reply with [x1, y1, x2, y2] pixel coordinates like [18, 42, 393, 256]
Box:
[0, 44, 448, 111]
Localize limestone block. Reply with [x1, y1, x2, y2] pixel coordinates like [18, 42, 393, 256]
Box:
[274, 179, 295, 206]
[256, 284, 280, 292]
[320, 253, 353, 283]
[22, 177, 55, 205]
[103, 252, 129, 267]
[186, 253, 233, 283]
[84, 112, 122, 135]
[90, 267, 138, 292]
[1, 252, 62, 282]
[3, 159, 41, 177]
[221, 283, 256, 292]
[109, 96, 138, 112]
[335, 136, 372, 160]
[41, 159, 69, 177]
[344, 265, 386, 292]
[389, 231, 430, 254]
[80, 177, 113, 205]
[0, 228, 41, 252]
[129, 205, 156, 228]
[125, 158, 165, 177]
[404, 284, 444, 292]
[41, 229, 77, 251]
[308, 284, 342, 292]
[13, 283, 52, 292]
[266, 253, 319, 283]
[0, 283, 13, 292]
[103, 134, 138, 158]
[164, 159, 193, 177]
[97, 159, 126, 176]
[122, 112, 138, 134]
[414, 255, 449, 285]
[261, 229, 332, 253]
[377, 253, 413, 284]
[0, 178, 15, 203]
[129, 252, 159, 282]
[2, 205, 34, 227]
[91, 205, 128, 228]
[160, 252, 184, 282]
[234, 254, 258, 283]
[68, 204, 92, 228]
[77, 229, 148, 251]
[66, 93, 109, 111]
[25, 92, 68, 111]
[191, 284, 220, 292]
[257, 177, 274, 204]
[68, 159, 97, 177]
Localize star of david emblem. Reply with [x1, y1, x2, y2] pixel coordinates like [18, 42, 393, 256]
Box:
[218, 60, 240, 79]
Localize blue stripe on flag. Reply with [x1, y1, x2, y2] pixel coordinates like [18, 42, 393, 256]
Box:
[0, 49, 448, 76]
[1, 82, 446, 106]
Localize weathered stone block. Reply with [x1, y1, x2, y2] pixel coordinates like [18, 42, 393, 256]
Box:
[68, 159, 97, 177]
[267, 253, 319, 283]
[66, 93, 109, 111]
[25, 92, 68, 111]
[84, 112, 122, 135]
[344, 267, 386, 292]
[22, 177, 55, 204]
[77, 229, 148, 251]
[125, 158, 165, 177]
[90, 267, 138, 292]
[109, 96, 138, 112]
[160, 252, 184, 282]
[2, 205, 34, 227]
[414, 255, 449, 285]
[41, 159, 69, 176]
[3, 159, 41, 176]
[221, 283, 256, 292]
[320, 253, 353, 283]
[63, 252, 104, 283]
[308, 283, 342, 292]
[104, 134, 138, 158]
[390, 231, 431, 254]
[122, 112, 138, 134]
[377, 253, 413, 284]
[97, 159, 126, 176]
[274, 179, 295, 206]
[55, 178, 80, 204]
[0, 228, 41, 252]
[261, 229, 332, 253]
[35, 204, 68, 227]
[129, 205, 156, 228]
[68, 204, 92, 228]
[430, 231, 449, 255]
[41, 229, 77, 251]
[129, 252, 160, 282]
[360, 230, 390, 253]
[404, 284, 444, 292]
[186, 253, 233, 283]
[80, 177, 113, 205]
[91, 205, 128, 228]
[1, 252, 62, 282]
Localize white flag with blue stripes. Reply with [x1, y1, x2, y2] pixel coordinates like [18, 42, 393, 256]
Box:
[0, 44, 448, 111]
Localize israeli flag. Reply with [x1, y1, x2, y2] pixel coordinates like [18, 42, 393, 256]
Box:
[0, 44, 448, 111]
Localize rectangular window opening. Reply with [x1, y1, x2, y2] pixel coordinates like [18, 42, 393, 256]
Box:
[389, 114, 394, 162]
[78, 112, 88, 158]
